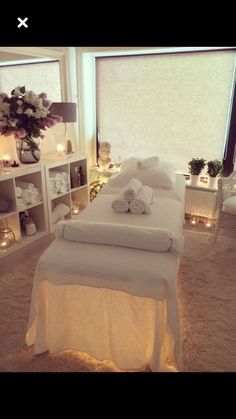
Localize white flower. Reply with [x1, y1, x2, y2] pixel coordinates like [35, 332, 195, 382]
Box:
[16, 107, 23, 114]
[17, 100, 23, 105]
[25, 91, 38, 105]
[24, 108, 34, 117]
[0, 102, 10, 116]
[34, 109, 48, 118]
[9, 118, 18, 127]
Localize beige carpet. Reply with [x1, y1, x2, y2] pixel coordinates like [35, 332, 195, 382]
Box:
[0, 228, 236, 372]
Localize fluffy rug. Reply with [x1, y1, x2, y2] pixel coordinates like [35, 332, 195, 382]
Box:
[0, 228, 236, 372]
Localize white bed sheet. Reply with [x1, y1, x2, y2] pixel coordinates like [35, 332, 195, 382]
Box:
[26, 173, 185, 371]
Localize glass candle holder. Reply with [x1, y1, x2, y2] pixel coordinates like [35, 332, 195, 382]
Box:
[0, 227, 16, 251]
[72, 201, 80, 216]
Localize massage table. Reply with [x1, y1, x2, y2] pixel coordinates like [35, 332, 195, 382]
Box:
[26, 174, 186, 372]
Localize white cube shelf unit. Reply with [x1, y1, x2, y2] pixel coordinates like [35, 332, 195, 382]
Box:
[0, 164, 48, 259]
[44, 154, 89, 233]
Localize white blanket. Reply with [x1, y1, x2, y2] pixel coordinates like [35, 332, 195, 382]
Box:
[27, 188, 185, 369]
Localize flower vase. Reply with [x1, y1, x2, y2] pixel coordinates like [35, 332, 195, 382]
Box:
[208, 176, 218, 189]
[17, 136, 41, 164]
[190, 174, 200, 187]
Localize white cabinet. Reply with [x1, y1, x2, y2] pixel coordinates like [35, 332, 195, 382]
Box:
[0, 154, 89, 258]
[44, 154, 89, 233]
[0, 164, 48, 259]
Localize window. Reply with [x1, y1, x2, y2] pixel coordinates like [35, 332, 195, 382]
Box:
[0, 60, 61, 101]
[96, 50, 236, 174]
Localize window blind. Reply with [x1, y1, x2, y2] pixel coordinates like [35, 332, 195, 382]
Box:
[96, 51, 236, 173]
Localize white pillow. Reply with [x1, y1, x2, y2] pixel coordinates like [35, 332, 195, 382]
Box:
[109, 162, 176, 189]
[223, 196, 236, 215]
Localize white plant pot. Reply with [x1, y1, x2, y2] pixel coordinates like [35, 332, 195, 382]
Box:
[208, 176, 218, 189]
[190, 174, 200, 187]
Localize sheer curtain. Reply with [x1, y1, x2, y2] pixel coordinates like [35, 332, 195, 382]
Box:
[96, 50, 236, 173]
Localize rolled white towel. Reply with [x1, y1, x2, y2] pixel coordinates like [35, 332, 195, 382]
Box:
[112, 194, 129, 213]
[17, 198, 26, 210]
[16, 186, 22, 198]
[129, 185, 153, 215]
[22, 189, 34, 204]
[52, 203, 70, 224]
[137, 156, 159, 170]
[16, 180, 35, 191]
[31, 189, 41, 204]
[49, 171, 62, 181]
[123, 178, 142, 202]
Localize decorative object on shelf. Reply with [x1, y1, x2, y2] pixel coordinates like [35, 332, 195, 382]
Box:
[0, 86, 62, 164]
[66, 139, 74, 154]
[207, 159, 223, 189]
[98, 141, 111, 170]
[90, 179, 105, 201]
[24, 218, 37, 236]
[11, 160, 19, 167]
[50, 102, 77, 153]
[79, 166, 85, 186]
[188, 158, 206, 187]
[0, 221, 15, 251]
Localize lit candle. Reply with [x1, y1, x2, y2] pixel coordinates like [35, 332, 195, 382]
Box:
[190, 216, 198, 225]
[56, 144, 64, 156]
[205, 219, 212, 228]
[2, 154, 11, 167]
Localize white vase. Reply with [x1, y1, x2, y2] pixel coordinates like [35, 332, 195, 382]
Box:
[208, 176, 218, 189]
[190, 174, 200, 187]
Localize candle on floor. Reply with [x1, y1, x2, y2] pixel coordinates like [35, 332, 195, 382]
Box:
[190, 216, 198, 225]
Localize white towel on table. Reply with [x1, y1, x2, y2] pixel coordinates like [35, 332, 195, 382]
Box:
[137, 156, 159, 170]
[112, 194, 130, 213]
[123, 178, 142, 202]
[129, 185, 153, 215]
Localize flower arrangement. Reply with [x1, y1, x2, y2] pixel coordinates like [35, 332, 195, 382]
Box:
[0, 86, 61, 140]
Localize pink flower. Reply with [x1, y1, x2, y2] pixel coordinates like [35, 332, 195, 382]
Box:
[14, 128, 27, 139]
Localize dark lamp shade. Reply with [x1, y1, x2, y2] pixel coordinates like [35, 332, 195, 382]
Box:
[50, 102, 77, 123]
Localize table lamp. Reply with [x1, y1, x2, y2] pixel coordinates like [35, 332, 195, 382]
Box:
[51, 102, 77, 154]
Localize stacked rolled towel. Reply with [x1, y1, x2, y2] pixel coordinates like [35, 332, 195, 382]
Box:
[112, 178, 142, 213]
[49, 171, 70, 195]
[123, 178, 142, 203]
[112, 193, 130, 213]
[16, 181, 42, 207]
[129, 185, 154, 215]
[137, 156, 159, 170]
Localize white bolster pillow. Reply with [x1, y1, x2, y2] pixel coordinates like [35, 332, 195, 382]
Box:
[57, 220, 184, 254]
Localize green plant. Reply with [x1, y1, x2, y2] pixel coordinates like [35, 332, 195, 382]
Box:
[188, 158, 206, 175]
[207, 160, 223, 177]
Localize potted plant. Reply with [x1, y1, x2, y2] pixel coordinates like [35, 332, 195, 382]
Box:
[188, 158, 206, 186]
[207, 159, 223, 189]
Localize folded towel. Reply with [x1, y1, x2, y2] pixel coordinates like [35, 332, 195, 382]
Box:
[129, 185, 153, 215]
[123, 178, 142, 202]
[112, 195, 130, 213]
[22, 189, 33, 204]
[16, 186, 22, 198]
[17, 198, 26, 210]
[57, 220, 184, 254]
[16, 181, 35, 191]
[52, 203, 70, 224]
[137, 156, 159, 170]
